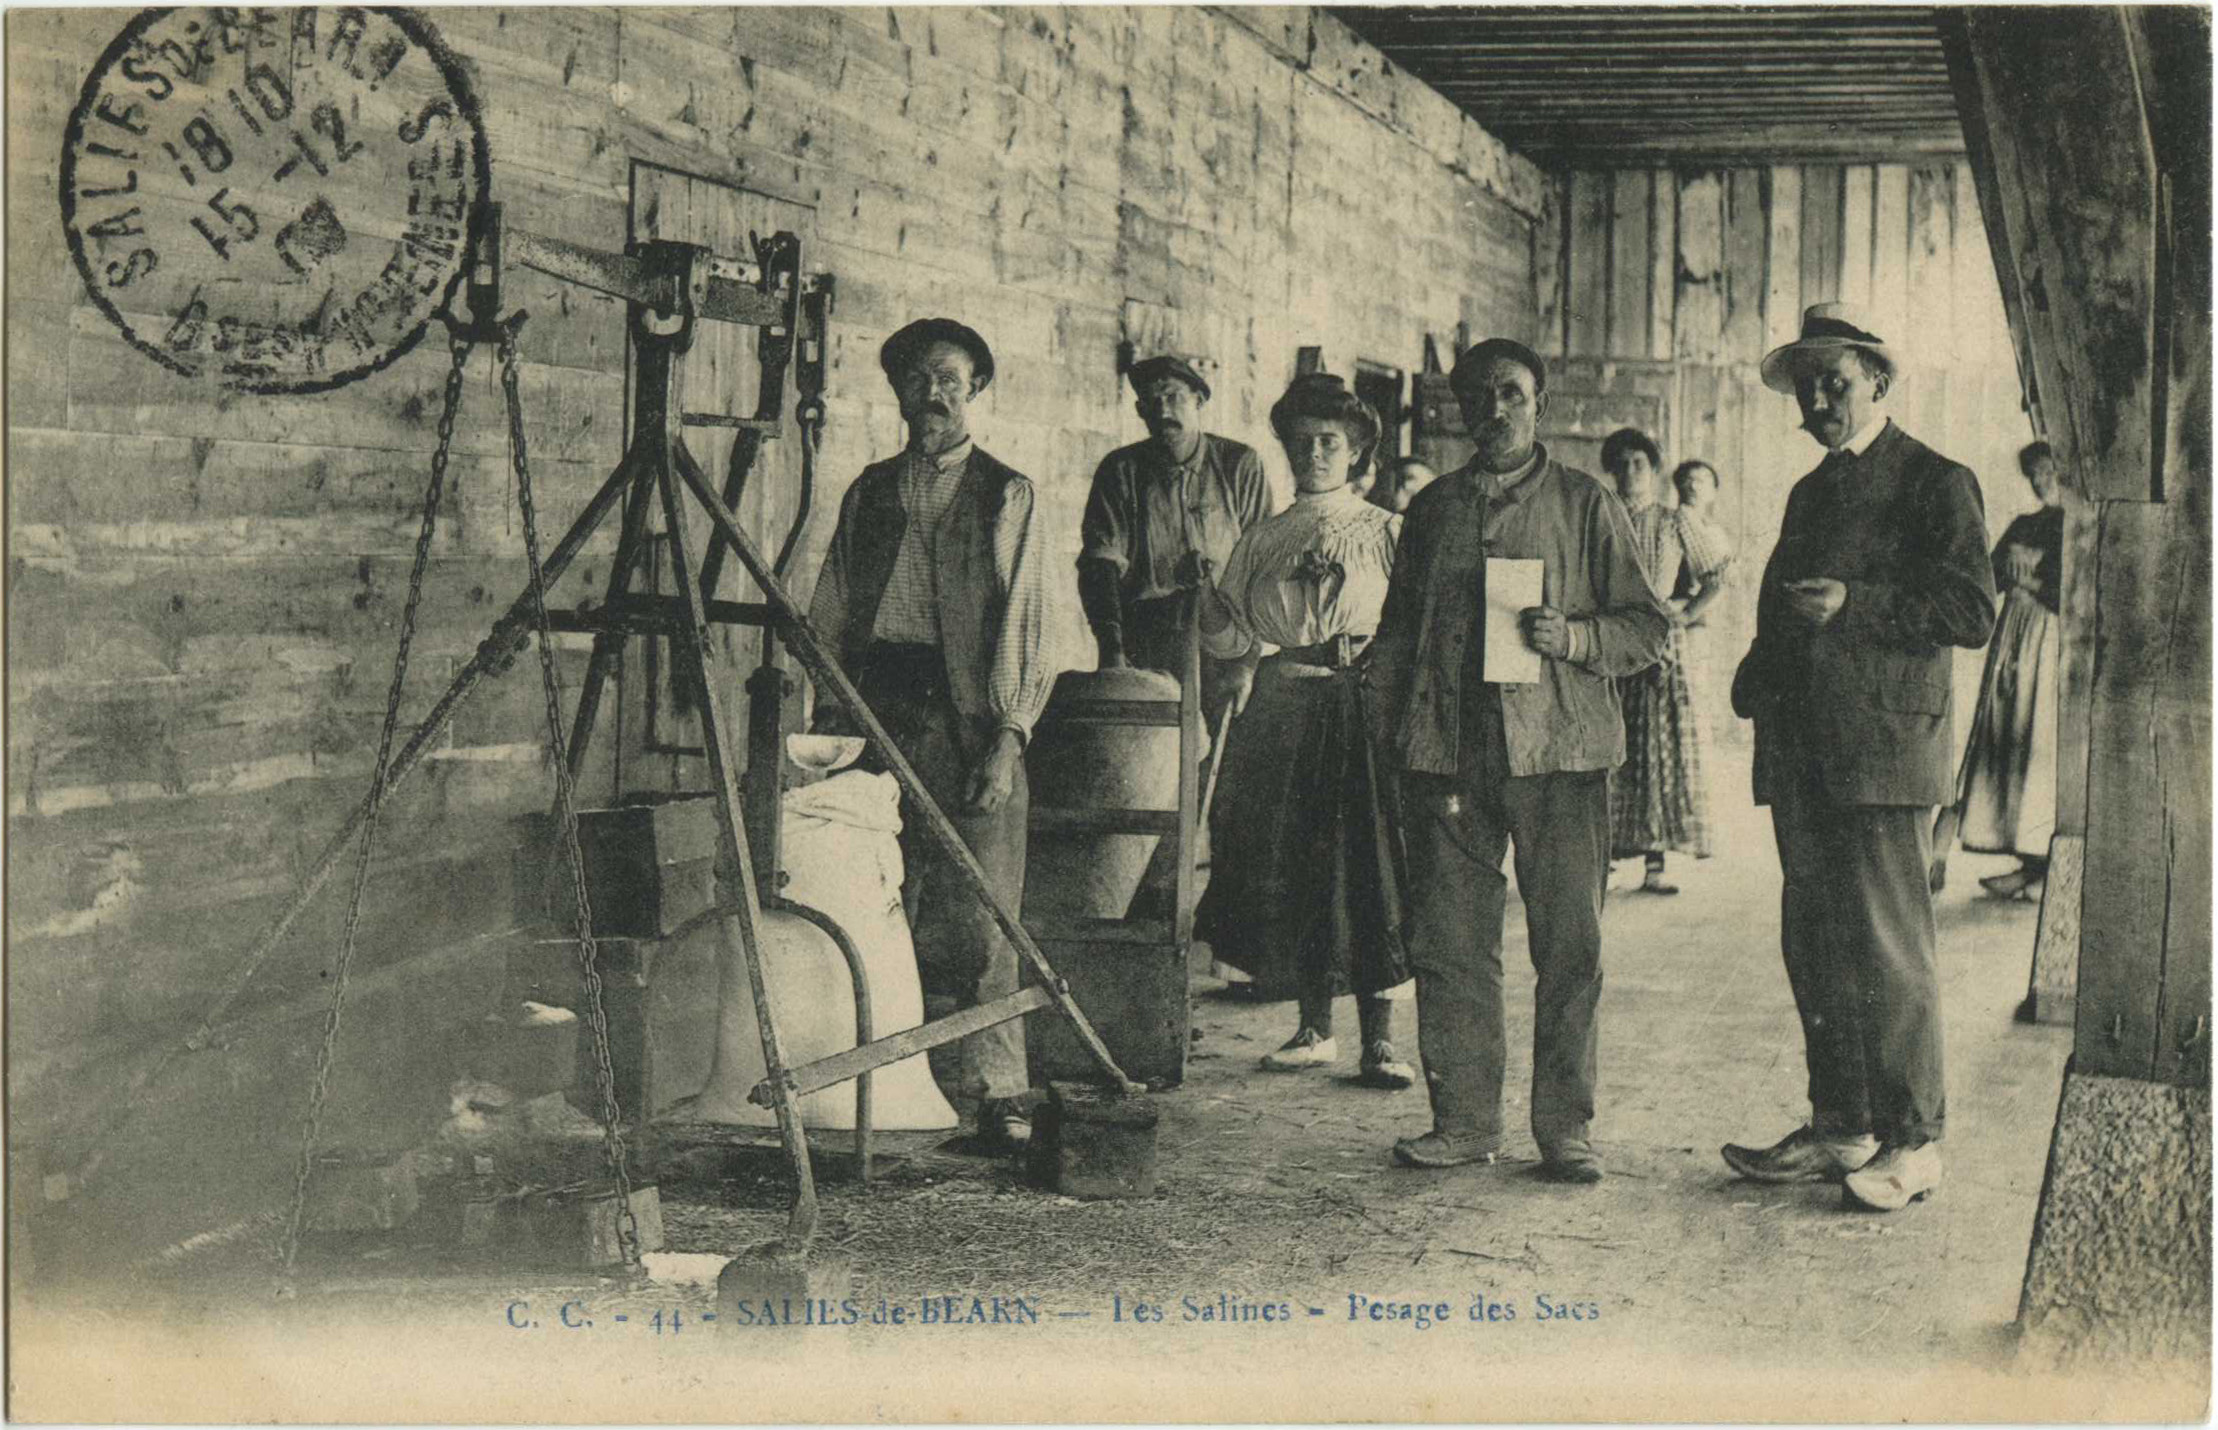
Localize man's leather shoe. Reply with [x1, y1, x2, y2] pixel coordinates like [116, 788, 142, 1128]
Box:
[1842, 1142, 1942, 1211]
[1539, 1139, 1604, 1184]
[1721, 1125, 1878, 1183]
[980, 1100, 1032, 1151]
[1391, 1129, 1500, 1169]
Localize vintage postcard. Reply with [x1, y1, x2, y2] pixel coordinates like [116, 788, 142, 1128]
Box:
[6, 2, 2208, 1422]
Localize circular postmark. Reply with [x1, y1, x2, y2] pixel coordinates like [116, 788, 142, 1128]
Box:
[60, 7, 491, 394]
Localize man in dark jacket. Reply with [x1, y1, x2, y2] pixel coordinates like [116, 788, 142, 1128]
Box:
[1722, 302, 1997, 1211]
[1078, 354, 1273, 715]
[808, 318, 1054, 1151]
[1365, 338, 1671, 1183]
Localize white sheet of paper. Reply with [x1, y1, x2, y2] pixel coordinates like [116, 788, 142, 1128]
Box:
[1483, 557, 1545, 684]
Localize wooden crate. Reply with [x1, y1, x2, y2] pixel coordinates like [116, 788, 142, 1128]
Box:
[512, 793, 722, 940]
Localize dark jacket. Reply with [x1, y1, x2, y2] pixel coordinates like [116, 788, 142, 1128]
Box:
[1366, 448, 1672, 778]
[1732, 420, 1997, 806]
[1079, 433, 1273, 608]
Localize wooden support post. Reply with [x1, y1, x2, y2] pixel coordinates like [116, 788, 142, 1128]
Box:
[1950, 6, 2211, 1372]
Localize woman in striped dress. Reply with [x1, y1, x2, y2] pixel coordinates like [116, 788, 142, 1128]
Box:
[1601, 430, 1734, 894]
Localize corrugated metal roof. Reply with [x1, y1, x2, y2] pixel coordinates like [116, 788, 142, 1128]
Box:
[1331, 6, 1964, 166]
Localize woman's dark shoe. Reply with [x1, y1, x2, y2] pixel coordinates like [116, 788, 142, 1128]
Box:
[1356, 1041, 1417, 1090]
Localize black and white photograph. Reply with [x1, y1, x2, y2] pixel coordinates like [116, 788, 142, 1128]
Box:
[4, 2, 2210, 1420]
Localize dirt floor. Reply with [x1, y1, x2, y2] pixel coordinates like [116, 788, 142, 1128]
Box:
[18, 766, 2207, 1422]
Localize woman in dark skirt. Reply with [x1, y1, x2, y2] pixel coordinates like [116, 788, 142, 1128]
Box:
[1194, 373, 1414, 1090]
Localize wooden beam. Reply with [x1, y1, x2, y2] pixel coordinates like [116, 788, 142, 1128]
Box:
[1609, 171, 1653, 358]
[1953, 9, 2160, 501]
[1567, 172, 1611, 357]
[1839, 165, 1875, 310]
[1764, 165, 1804, 351]
[1534, 176, 1569, 360]
[2076, 499, 2211, 1085]
[1649, 168, 1678, 361]
[1675, 171, 1725, 365]
[1799, 165, 1843, 305]
[755, 987, 1057, 1103]
[1871, 164, 1912, 351]
[1721, 169, 1768, 364]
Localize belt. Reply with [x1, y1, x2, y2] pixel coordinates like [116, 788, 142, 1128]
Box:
[1274, 635, 1369, 669]
[860, 641, 946, 689]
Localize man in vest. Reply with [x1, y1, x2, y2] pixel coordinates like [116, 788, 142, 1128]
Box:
[1723, 302, 1996, 1210]
[1078, 354, 1273, 716]
[807, 317, 1053, 1151]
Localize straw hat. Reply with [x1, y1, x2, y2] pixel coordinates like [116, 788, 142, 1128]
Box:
[1759, 302, 1899, 394]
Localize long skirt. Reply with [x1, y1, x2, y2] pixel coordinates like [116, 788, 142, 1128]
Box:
[1610, 625, 1713, 859]
[1956, 589, 2059, 858]
[1194, 658, 1411, 1002]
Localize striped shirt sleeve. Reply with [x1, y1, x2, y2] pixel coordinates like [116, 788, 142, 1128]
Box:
[987, 478, 1055, 738]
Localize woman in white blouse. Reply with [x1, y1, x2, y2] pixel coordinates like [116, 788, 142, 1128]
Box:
[1194, 373, 1415, 1091]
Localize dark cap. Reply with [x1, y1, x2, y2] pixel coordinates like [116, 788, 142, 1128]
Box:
[879, 318, 995, 390]
[1127, 354, 1211, 401]
[1449, 337, 1548, 401]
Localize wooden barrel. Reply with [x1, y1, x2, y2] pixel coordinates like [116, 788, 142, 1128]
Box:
[1022, 666, 1183, 920]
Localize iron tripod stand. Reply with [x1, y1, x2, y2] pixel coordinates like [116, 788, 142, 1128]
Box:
[522, 237, 1142, 1256]
[71, 207, 1140, 1277]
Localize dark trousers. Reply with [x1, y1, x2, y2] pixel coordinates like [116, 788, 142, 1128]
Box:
[1403, 691, 1609, 1145]
[1770, 757, 1945, 1144]
[853, 646, 1029, 1103]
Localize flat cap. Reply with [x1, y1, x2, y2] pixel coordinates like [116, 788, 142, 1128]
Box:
[1127, 353, 1211, 401]
[1449, 337, 1548, 400]
[879, 318, 995, 389]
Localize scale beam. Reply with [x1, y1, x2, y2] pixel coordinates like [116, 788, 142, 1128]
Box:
[500, 221, 796, 329]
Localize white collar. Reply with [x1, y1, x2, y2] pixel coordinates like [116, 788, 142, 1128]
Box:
[1838, 415, 1889, 458]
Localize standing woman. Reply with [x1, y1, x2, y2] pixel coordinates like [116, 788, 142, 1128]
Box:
[1601, 430, 1734, 893]
[1930, 441, 2065, 898]
[1671, 458, 1737, 740]
[1195, 373, 1415, 1089]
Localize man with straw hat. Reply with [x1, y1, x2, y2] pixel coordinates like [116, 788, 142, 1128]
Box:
[1722, 302, 1996, 1211]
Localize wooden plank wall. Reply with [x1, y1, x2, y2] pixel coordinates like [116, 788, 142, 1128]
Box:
[1539, 161, 2039, 748]
[6, 6, 1545, 1261]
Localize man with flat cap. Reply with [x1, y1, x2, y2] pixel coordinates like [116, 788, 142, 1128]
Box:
[1364, 337, 1671, 1183]
[1079, 354, 1274, 715]
[808, 317, 1052, 1150]
[1723, 302, 1994, 1211]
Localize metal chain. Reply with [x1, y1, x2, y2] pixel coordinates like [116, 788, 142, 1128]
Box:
[278, 333, 473, 1274]
[497, 319, 642, 1269]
